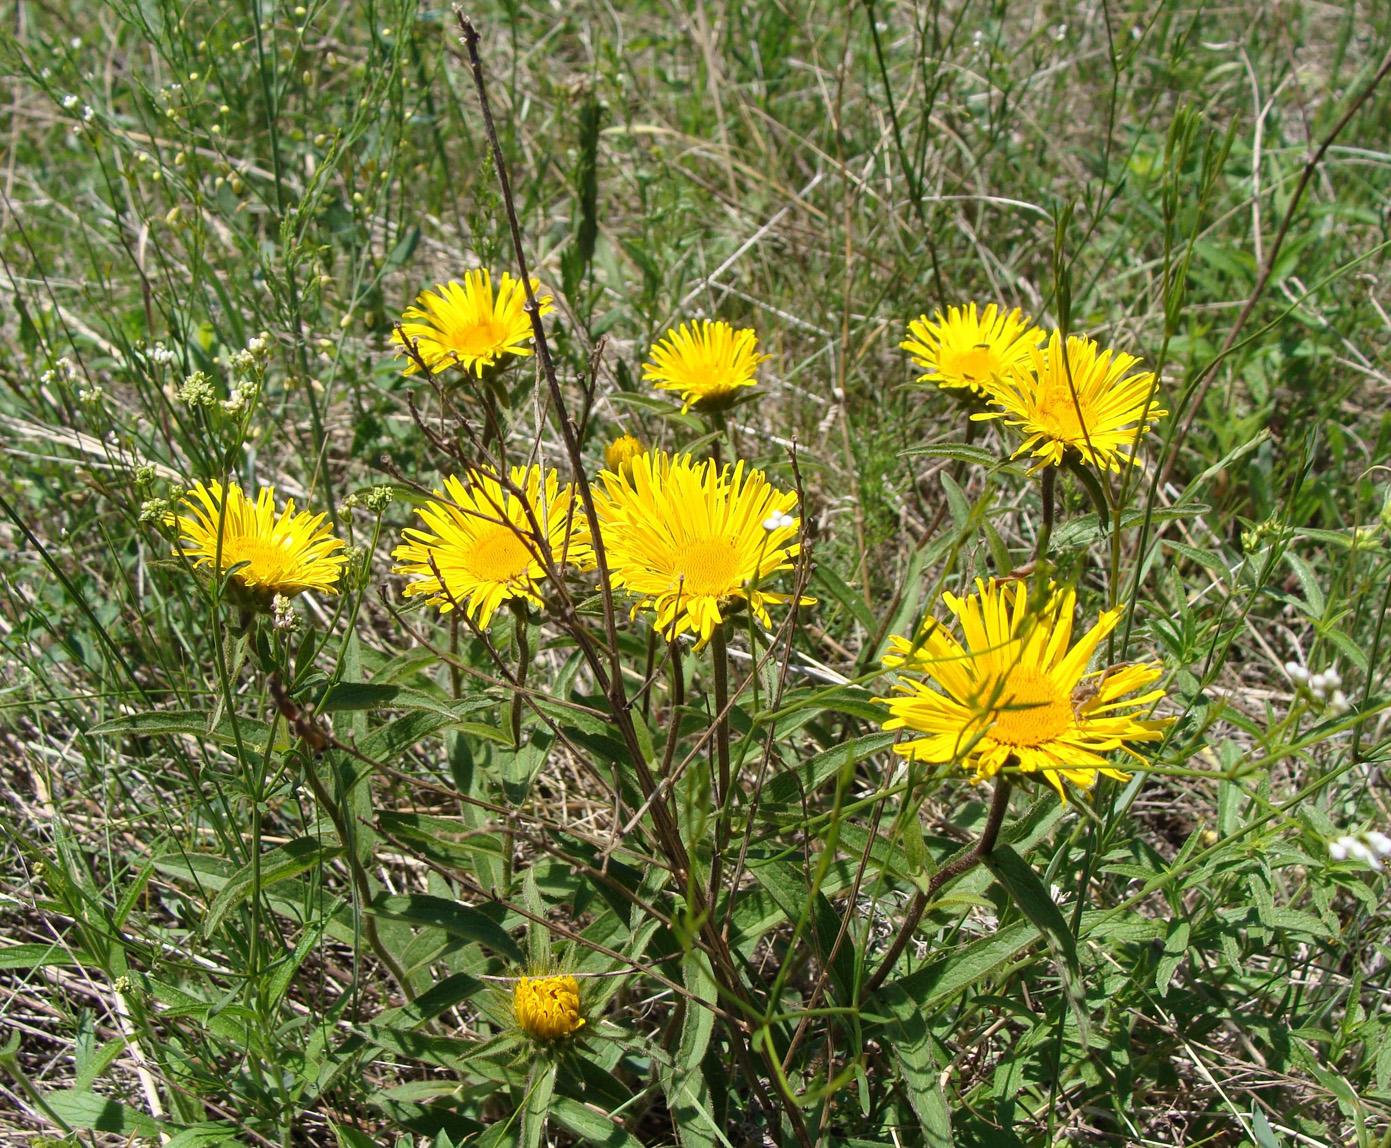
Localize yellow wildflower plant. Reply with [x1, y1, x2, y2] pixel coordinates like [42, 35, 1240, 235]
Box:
[976, 330, 1167, 473]
[901, 302, 1043, 395]
[392, 269, 553, 377]
[643, 319, 769, 413]
[169, 480, 345, 598]
[875, 579, 1171, 800]
[392, 465, 585, 627]
[514, 974, 585, 1041]
[589, 450, 808, 647]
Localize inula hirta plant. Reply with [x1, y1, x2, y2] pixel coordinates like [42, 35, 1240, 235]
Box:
[875, 579, 1172, 800]
[643, 318, 769, 413]
[589, 451, 805, 646]
[392, 466, 584, 627]
[169, 481, 345, 598]
[901, 302, 1043, 395]
[392, 269, 553, 377]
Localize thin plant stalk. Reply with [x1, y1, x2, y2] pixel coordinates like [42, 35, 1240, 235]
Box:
[860, 777, 1012, 1000]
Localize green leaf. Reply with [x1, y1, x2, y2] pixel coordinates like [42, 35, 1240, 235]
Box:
[368, 894, 524, 963]
[521, 1060, 557, 1148]
[899, 442, 1000, 467]
[661, 950, 718, 1148]
[549, 1096, 646, 1148]
[1155, 919, 1190, 998]
[812, 563, 877, 635]
[984, 845, 1078, 977]
[43, 1089, 163, 1137]
[876, 919, 1041, 1016]
[0, 942, 91, 969]
[204, 837, 342, 937]
[165, 1124, 247, 1146]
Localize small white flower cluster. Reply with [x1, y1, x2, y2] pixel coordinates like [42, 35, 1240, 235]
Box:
[147, 342, 179, 367]
[39, 356, 76, 387]
[228, 332, 272, 376]
[1329, 830, 1391, 870]
[270, 593, 300, 633]
[1283, 662, 1350, 715]
[221, 378, 258, 417]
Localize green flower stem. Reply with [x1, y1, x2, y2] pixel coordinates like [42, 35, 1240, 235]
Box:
[1034, 464, 1057, 568]
[860, 777, 1012, 1001]
[708, 624, 734, 910]
[299, 755, 414, 1003]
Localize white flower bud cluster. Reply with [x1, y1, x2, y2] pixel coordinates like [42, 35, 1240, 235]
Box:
[221, 378, 258, 417]
[1282, 662, 1350, 715]
[1329, 831, 1391, 871]
[147, 342, 179, 366]
[39, 356, 76, 387]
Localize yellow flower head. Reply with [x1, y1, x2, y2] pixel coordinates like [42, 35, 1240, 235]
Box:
[976, 330, 1167, 473]
[392, 270, 553, 377]
[392, 465, 585, 627]
[169, 481, 345, 597]
[590, 451, 808, 647]
[643, 319, 769, 413]
[901, 303, 1043, 395]
[874, 579, 1171, 800]
[603, 433, 646, 480]
[514, 975, 585, 1041]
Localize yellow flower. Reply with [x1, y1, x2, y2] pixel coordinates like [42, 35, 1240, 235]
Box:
[643, 319, 769, 413]
[392, 270, 553, 377]
[901, 303, 1043, 395]
[169, 481, 345, 597]
[590, 451, 807, 647]
[976, 330, 1167, 473]
[392, 465, 585, 627]
[603, 433, 646, 479]
[874, 579, 1171, 800]
[514, 975, 585, 1041]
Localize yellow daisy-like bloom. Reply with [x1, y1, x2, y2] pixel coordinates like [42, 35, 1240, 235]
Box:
[643, 319, 769, 413]
[392, 270, 553, 377]
[590, 451, 806, 647]
[169, 481, 345, 597]
[514, 975, 585, 1041]
[603, 433, 646, 479]
[901, 302, 1043, 395]
[874, 579, 1171, 800]
[392, 465, 584, 628]
[976, 330, 1167, 473]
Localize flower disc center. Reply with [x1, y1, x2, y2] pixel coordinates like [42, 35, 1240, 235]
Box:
[671, 537, 742, 598]
[464, 524, 535, 584]
[450, 319, 509, 358]
[944, 344, 1000, 386]
[986, 667, 1073, 747]
[220, 535, 298, 588]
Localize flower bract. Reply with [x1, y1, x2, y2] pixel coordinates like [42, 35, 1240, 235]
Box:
[514, 975, 585, 1041]
[901, 303, 1042, 395]
[590, 451, 806, 647]
[170, 481, 345, 597]
[392, 465, 584, 627]
[976, 330, 1166, 473]
[875, 579, 1170, 799]
[392, 270, 552, 377]
[643, 319, 769, 413]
